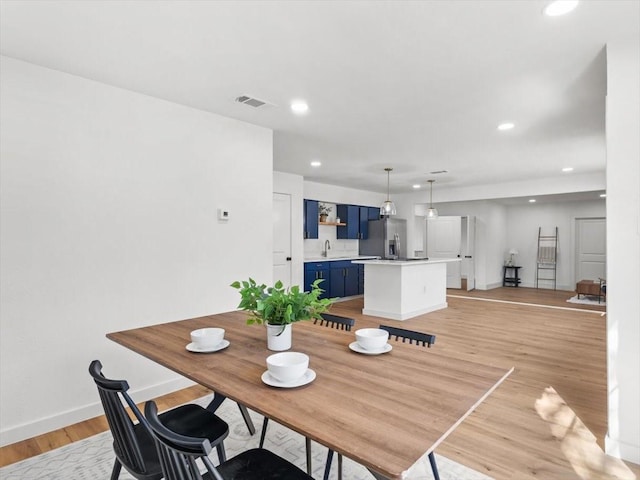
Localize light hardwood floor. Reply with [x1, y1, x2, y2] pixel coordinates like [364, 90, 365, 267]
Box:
[1, 287, 638, 480]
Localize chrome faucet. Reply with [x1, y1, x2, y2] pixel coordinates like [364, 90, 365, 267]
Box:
[322, 239, 331, 257]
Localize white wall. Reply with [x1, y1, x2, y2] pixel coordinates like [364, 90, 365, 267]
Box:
[0, 57, 273, 445]
[397, 194, 508, 290]
[605, 40, 640, 464]
[274, 171, 304, 286]
[505, 200, 606, 290]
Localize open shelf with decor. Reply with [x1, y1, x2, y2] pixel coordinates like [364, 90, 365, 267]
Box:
[319, 221, 347, 226]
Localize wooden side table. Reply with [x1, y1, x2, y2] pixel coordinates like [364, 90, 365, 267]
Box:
[503, 266, 522, 287]
[576, 279, 605, 303]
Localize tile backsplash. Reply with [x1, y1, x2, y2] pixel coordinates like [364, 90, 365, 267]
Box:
[304, 225, 359, 258]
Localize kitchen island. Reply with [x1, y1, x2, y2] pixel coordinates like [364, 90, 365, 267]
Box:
[352, 258, 461, 320]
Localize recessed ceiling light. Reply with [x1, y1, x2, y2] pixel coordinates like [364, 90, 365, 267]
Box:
[291, 101, 309, 114]
[544, 0, 579, 17]
[529, 199, 536, 203]
[562, 167, 574, 172]
[310, 160, 321, 167]
[413, 184, 421, 189]
[497, 122, 515, 131]
[600, 193, 606, 198]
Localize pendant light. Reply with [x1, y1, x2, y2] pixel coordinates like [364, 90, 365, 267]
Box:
[427, 179, 438, 218]
[380, 168, 397, 216]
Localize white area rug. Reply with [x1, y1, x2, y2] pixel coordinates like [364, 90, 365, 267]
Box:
[0, 395, 493, 480]
[567, 295, 606, 306]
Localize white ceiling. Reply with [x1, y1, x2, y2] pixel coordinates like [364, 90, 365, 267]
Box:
[1, 0, 638, 196]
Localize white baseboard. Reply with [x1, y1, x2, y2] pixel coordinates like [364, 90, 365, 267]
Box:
[606, 433, 640, 465]
[475, 281, 503, 290]
[0, 376, 194, 447]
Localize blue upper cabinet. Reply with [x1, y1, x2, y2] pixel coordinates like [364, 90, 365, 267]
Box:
[337, 204, 377, 239]
[336, 205, 360, 239]
[303, 199, 319, 239]
[358, 206, 370, 240]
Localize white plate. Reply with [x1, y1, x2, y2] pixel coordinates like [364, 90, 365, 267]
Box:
[349, 341, 392, 355]
[261, 368, 316, 388]
[186, 339, 230, 353]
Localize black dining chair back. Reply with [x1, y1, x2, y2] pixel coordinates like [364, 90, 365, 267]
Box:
[259, 313, 355, 480]
[314, 313, 355, 331]
[144, 401, 314, 480]
[89, 360, 229, 480]
[89, 360, 161, 480]
[377, 325, 440, 479]
[379, 324, 436, 347]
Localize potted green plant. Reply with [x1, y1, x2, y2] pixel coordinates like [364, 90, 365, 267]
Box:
[230, 278, 332, 351]
[319, 204, 332, 222]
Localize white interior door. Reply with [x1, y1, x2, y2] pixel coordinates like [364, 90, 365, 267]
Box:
[575, 217, 606, 282]
[465, 216, 476, 291]
[273, 193, 292, 288]
[427, 216, 462, 289]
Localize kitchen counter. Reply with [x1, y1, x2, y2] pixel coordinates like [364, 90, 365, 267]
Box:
[351, 258, 452, 265]
[352, 257, 460, 320]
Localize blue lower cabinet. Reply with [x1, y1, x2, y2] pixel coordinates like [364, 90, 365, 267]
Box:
[304, 262, 330, 299]
[358, 264, 364, 295]
[330, 261, 359, 298]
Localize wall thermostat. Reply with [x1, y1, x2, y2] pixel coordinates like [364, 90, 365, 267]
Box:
[218, 209, 230, 221]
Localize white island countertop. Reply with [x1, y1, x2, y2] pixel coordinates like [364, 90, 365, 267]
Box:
[352, 258, 459, 265]
[354, 257, 460, 320]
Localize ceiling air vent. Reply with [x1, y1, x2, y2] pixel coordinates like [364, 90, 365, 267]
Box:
[235, 95, 270, 108]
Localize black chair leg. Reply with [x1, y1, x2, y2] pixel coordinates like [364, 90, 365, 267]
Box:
[215, 442, 227, 463]
[428, 452, 440, 480]
[323, 449, 334, 480]
[338, 452, 343, 480]
[237, 403, 256, 435]
[259, 417, 269, 448]
[110, 459, 122, 480]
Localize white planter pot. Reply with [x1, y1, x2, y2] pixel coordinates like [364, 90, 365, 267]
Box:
[266, 323, 292, 351]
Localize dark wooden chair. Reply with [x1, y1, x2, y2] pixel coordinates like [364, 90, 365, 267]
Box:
[378, 325, 439, 479]
[144, 400, 313, 480]
[316, 313, 354, 480]
[314, 313, 356, 331]
[379, 324, 436, 347]
[89, 360, 229, 480]
[259, 313, 356, 480]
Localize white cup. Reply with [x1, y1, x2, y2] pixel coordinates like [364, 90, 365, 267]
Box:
[266, 352, 309, 383]
[190, 328, 225, 349]
[355, 328, 389, 351]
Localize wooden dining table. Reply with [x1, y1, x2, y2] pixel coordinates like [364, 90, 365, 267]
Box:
[107, 311, 513, 480]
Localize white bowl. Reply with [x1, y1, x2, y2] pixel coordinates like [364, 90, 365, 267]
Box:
[355, 328, 389, 351]
[190, 328, 225, 349]
[266, 352, 309, 383]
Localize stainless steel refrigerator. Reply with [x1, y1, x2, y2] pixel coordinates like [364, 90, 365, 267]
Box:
[359, 217, 407, 259]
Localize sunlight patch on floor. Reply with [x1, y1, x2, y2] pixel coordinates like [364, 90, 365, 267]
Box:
[535, 386, 636, 480]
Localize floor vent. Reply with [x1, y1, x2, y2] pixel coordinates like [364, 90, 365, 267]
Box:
[235, 95, 271, 108]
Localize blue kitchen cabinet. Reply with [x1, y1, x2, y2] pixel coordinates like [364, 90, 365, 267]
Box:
[303, 199, 319, 239]
[368, 207, 380, 221]
[304, 261, 330, 299]
[330, 261, 359, 298]
[337, 204, 378, 240]
[336, 205, 360, 239]
[358, 206, 370, 240]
